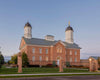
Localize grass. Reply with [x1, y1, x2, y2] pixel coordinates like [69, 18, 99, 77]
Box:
[0, 67, 89, 74]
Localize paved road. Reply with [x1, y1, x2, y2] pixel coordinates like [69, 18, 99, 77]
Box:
[0, 75, 100, 80]
[0, 72, 100, 76]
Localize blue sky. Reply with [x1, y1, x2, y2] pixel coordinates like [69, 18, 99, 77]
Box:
[0, 0, 100, 59]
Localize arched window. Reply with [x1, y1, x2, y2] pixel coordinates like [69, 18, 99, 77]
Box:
[57, 46, 62, 53]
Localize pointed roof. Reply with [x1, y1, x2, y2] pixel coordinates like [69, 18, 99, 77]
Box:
[65, 22, 73, 31]
[24, 22, 32, 28]
[65, 25, 73, 31]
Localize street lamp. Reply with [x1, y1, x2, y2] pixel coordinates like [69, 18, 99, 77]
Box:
[89, 58, 92, 72]
[89, 58, 92, 61]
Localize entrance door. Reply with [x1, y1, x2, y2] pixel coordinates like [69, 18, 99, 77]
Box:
[57, 59, 59, 66]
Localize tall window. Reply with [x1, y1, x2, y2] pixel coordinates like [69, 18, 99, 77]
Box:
[32, 56, 35, 61]
[70, 57, 72, 62]
[46, 56, 48, 61]
[75, 51, 77, 55]
[70, 50, 72, 55]
[40, 56, 42, 61]
[46, 49, 48, 54]
[57, 46, 62, 53]
[33, 48, 35, 53]
[39, 48, 42, 53]
[75, 57, 77, 62]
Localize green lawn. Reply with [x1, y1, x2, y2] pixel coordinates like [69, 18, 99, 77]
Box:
[0, 67, 89, 74]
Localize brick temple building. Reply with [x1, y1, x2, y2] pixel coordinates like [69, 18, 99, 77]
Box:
[19, 22, 81, 66]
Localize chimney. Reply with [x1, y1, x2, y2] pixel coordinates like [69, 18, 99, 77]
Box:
[45, 35, 54, 41]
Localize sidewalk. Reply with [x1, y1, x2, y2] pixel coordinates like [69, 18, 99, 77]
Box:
[0, 72, 100, 76]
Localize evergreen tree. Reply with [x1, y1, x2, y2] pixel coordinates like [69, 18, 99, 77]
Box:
[0, 53, 4, 68]
[22, 52, 29, 67]
[52, 61, 56, 67]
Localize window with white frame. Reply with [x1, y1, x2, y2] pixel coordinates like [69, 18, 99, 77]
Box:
[46, 49, 48, 54]
[33, 48, 35, 53]
[46, 56, 48, 61]
[32, 56, 35, 61]
[70, 50, 72, 55]
[40, 56, 42, 61]
[39, 48, 42, 53]
[70, 57, 72, 62]
[75, 57, 77, 62]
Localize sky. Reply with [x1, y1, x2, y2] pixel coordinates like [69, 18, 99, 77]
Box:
[0, 0, 100, 59]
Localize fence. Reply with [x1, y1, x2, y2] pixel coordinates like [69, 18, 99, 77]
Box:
[0, 56, 98, 74]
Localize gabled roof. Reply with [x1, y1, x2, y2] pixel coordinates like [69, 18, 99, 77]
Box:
[22, 37, 81, 49]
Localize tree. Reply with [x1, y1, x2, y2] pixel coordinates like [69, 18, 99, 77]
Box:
[22, 52, 29, 67]
[0, 53, 4, 68]
[98, 57, 100, 64]
[10, 54, 17, 64]
[10, 52, 29, 67]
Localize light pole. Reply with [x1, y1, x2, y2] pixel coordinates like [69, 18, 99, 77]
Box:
[89, 58, 92, 72]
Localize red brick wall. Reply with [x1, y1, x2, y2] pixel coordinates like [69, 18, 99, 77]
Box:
[51, 42, 66, 62]
[20, 40, 80, 65]
[66, 49, 80, 63]
[26, 45, 50, 61]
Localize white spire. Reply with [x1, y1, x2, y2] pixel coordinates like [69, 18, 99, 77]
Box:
[24, 22, 32, 39]
[65, 22, 74, 44]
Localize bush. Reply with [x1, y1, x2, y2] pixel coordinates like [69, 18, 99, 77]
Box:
[46, 64, 53, 67]
[70, 65, 89, 69]
[52, 61, 56, 67]
[66, 62, 70, 67]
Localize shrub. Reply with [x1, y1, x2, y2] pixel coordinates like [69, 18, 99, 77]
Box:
[66, 62, 70, 67]
[46, 64, 53, 67]
[52, 61, 56, 67]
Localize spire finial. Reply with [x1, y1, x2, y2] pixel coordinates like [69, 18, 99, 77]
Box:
[68, 21, 70, 25]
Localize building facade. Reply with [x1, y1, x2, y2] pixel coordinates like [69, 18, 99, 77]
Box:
[19, 22, 81, 66]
